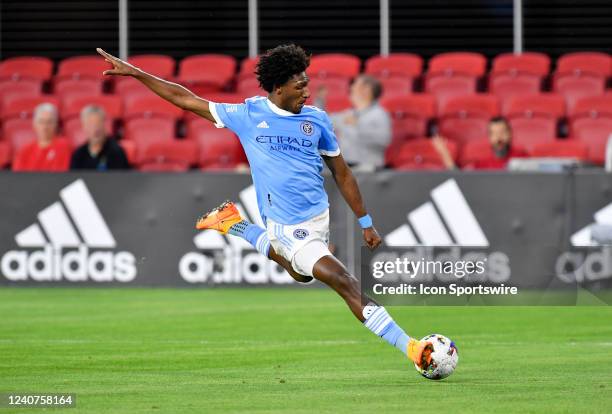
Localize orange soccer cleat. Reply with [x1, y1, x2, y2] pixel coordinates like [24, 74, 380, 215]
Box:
[408, 338, 434, 370]
[195, 200, 243, 234]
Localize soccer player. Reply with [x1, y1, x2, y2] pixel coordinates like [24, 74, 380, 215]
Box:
[96, 45, 433, 370]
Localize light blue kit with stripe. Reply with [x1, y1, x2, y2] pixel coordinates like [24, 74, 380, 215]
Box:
[210, 97, 340, 226]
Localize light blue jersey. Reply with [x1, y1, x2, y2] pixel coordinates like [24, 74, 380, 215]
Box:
[209, 97, 340, 225]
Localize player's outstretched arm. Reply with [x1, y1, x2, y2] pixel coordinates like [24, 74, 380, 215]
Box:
[323, 154, 382, 250]
[96, 48, 215, 123]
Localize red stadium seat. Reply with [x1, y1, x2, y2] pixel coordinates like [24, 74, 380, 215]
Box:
[437, 96, 498, 148]
[439, 94, 500, 118]
[380, 94, 436, 141]
[113, 77, 156, 100]
[309, 54, 361, 79]
[185, 117, 218, 136]
[570, 117, 612, 164]
[62, 95, 123, 122]
[364, 53, 423, 78]
[504, 94, 566, 120]
[308, 77, 350, 98]
[378, 76, 413, 98]
[54, 77, 103, 102]
[178, 54, 237, 93]
[62, 117, 114, 147]
[491, 52, 551, 77]
[556, 52, 611, 78]
[489, 73, 542, 107]
[124, 94, 184, 121]
[118, 140, 136, 165]
[459, 140, 495, 167]
[57, 55, 109, 80]
[239, 56, 259, 80]
[113, 55, 176, 96]
[236, 77, 265, 97]
[0, 141, 11, 168]
[0, 56, 54, 82]
[553, 73, 606, 111]
[428, 52, 487, 77]
[393, 138, 458, 170]
[530, 140, 588, 160]
[2, 118, 36, 151]
[509, 117, 557, 152]
[570, 95, 612, 120]
[425, 74, 477, 109]
[137, 140, 198, 167]
[123, 118, 176, 156]
[188, 124, 245, 169]
[438, 116, 490, 146]
[0, 79, 42, 111]
[127, 55, 175, 78]
[324, 95, 352, 113]
[1, 96, 60, 121]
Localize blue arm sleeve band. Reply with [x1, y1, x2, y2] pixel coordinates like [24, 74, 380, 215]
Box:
[358, 214, 373, 229]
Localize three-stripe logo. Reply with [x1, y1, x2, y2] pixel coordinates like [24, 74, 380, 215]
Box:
[385, 179, 489, 247]
[1, 179, 136, 282]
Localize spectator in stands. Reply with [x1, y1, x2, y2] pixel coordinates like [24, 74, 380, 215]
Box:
[320, 75, 391, 171]
[433, 116, 527, 170]
[70, 105, 129, 170]
[12, 103, 71, 172]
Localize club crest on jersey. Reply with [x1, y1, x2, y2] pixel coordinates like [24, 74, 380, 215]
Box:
[293, 229, 309, 240]
[300, 121, 314, 136]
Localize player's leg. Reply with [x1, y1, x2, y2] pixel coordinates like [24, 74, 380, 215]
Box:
[308, 251, 432, 368]
[195, 201, 313, 284]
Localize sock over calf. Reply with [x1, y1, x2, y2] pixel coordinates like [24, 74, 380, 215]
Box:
[227, 220, 270, 257]
[363, 304, 410, 355]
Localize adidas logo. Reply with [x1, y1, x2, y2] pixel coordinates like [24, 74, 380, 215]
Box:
[570, 202, 612, 246]
[0, 179, 137, 282]
[385, 179, 489, 247]
[179, 184, 293, 284]
[256, 121, 269, 129]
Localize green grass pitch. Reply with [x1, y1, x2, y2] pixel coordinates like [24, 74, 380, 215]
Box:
[1, 288, 611, 413]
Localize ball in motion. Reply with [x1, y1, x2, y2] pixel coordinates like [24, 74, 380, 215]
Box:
[414, 334, 458, 380]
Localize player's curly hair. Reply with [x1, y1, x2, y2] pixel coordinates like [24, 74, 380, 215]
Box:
[255, 44, 311, 93]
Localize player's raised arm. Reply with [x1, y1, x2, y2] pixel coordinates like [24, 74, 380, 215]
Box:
[96, 48, 215, 123]
[323, 154, 382, 250]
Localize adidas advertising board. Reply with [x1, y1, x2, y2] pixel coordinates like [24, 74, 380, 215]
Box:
[1, 179, 137, 282]
[0, 172, 610, 298]
[554, 172, 612, 285]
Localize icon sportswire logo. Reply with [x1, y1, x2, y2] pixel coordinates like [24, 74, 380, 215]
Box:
[179, 184, 293, 284]
[385, 179, 489, 247]
[0, 179, 137, 282]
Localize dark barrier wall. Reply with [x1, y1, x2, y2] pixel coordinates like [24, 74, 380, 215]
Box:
[0, 171, 611, 287]
[2, 0, 611, 59]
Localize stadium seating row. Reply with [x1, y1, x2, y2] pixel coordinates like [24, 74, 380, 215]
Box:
[0, 51, 610, 170]
[390, 138, 594, 170]
[0, 93, 610, 167]
[1, 51, 610, 83]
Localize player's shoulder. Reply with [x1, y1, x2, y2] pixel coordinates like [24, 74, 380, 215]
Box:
[244, 95, 267, 106]
[301, 105, 332, 122]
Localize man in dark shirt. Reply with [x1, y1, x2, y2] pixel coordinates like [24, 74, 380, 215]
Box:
[70, 105, 130, 170]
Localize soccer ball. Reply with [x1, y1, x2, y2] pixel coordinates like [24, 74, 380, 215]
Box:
[414, 334, 458, 380]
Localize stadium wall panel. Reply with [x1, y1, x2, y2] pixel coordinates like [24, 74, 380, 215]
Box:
[0, 172, 610, 292]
